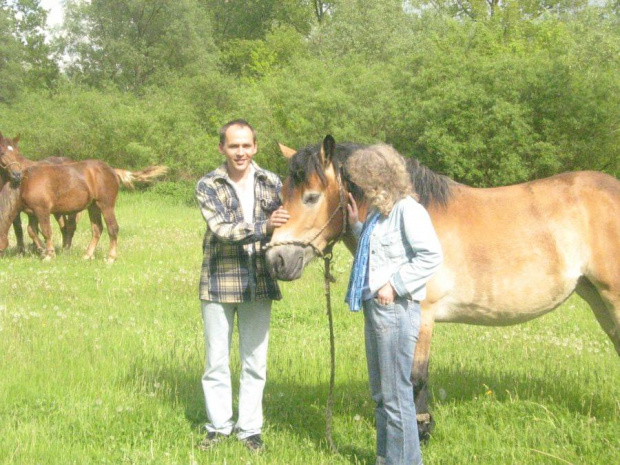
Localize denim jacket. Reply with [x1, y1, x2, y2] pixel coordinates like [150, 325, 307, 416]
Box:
[352, 196, 443, 302]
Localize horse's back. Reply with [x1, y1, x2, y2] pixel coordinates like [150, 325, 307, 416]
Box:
[428, 171, 620, 324]
[20, 160, 119, 213]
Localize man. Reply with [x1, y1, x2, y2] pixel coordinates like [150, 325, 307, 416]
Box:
[195, 119, 289, 452]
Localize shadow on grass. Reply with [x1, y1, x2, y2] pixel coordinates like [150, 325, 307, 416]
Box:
[126, 346, 618, 463]
[428, 363, 619, 421]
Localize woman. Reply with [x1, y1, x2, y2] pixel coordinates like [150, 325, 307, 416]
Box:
[345, 144, 443, 465]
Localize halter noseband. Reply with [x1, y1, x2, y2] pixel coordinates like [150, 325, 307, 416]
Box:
[0, 146, 23, 173]
[265, 164, 349, 259]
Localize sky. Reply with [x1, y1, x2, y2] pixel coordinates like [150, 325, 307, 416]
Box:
[40, 0, 64, 28]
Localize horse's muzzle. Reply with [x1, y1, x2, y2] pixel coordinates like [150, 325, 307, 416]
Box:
[10, 170, 22, 184]
[265, 246, 307, 281]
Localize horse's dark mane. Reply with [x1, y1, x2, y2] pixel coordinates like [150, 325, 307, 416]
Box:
[288, 143, 455, 208]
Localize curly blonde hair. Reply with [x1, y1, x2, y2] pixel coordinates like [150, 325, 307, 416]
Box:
[346, 144, 415, 216]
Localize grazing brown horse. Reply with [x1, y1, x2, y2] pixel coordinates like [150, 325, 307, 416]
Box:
[0, 133, 167, 262]
[265, 135, 620, 440]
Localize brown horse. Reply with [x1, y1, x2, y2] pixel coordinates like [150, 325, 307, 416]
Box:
[265, 135, 620, 440]
[0, 133, 85, 252]
[0, 134, 167, 262]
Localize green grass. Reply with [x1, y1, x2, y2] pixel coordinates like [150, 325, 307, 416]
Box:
[1, 192, 619, 464]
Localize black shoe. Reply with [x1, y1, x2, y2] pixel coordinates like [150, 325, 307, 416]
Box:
[198, 432, 227, 451]
[242, 434, 264, 453]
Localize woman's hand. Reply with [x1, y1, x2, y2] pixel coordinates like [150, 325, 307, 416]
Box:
[377, 282, 396, 306]
[346, 193, 359, 227]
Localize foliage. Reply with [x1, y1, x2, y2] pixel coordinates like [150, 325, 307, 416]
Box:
[59, 0, 218, 91]
[0, 5, 24, 103]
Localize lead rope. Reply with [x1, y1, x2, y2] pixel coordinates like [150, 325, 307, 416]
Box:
[266, 166, 349, 454]
[323, 250, 338, 453]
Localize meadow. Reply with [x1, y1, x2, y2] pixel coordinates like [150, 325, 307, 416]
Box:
[1, 191, 618, 464]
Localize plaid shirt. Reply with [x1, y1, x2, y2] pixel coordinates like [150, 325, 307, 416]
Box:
[195, 161, 282, 303]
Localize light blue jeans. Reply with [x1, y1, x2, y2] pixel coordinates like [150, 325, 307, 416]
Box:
[201, 299, 271, 439]
[363, 296, 423, 465]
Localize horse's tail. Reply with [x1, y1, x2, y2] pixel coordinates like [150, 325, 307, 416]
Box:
[114, 165, 168, 189]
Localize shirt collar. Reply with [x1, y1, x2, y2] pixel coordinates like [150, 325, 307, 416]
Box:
[212, 160, 267, 182]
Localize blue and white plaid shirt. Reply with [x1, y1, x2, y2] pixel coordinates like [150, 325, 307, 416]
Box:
[195, 161, 282, 303]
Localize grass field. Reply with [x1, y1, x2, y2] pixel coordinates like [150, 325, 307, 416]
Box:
[1, 191, 619, 464]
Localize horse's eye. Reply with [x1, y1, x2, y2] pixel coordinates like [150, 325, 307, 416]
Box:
[303, 192, 321, 205]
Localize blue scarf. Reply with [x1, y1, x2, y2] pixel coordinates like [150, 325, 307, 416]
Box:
[345, 211, 380, 312]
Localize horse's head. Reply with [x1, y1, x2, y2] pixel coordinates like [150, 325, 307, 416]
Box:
[0, 132, 23, 184]
[266, 135, 362, 281]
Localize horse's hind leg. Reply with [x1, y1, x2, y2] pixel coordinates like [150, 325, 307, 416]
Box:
[84, 205, 103, 260]
[100, 206, 119, 264]
[576, 277, 620, 356]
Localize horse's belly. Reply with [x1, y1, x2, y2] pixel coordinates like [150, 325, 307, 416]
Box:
[431, 269, 580, 326]
[51, 192, 91, 212]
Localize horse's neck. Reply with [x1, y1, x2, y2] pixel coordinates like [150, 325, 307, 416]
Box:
[18, 154, 36, 168]
[0, 183, 22, 236]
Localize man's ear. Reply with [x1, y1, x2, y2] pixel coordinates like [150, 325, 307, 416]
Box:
[278, 143, 297, 159]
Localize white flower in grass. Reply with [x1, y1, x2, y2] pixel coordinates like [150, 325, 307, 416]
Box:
[354, 415, 362, 422]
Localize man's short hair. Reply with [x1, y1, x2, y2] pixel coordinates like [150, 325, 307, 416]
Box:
[219, 119, 257, 145]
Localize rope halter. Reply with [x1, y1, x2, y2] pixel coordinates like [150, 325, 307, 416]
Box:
[264, 164, 349, 259]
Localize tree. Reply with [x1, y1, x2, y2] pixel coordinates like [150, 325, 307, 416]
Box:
[10, 0, 59, 88]
[60, 0, 218, 91]
[0, 3, 25, 102]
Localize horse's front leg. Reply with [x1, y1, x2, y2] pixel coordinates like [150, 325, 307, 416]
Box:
[26, 214, 45, 254]
[12, 214, 25, 253]
[413, 302, 437, 442]
[37, 212, 56, 260]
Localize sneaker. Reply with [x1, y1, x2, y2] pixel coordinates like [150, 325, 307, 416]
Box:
[198, 432, 227, 451]
[242, 434, 264, 453]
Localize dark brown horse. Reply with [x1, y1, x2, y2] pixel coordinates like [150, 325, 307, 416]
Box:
[0, 133, 167, 262]
[266, 136, 620, 439]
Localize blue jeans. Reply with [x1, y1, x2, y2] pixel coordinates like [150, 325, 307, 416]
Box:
[363, 297, 422, 465]
[201, 300, 271, 439]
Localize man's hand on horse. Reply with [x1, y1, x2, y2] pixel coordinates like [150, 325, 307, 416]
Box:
[267, 206, 290, 233]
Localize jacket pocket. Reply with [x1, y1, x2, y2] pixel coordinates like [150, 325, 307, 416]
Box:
[379, 231, 405, 258]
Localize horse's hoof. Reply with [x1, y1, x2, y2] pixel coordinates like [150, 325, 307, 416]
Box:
[417, 413, 435, 443]
[83, 255, 94, 261]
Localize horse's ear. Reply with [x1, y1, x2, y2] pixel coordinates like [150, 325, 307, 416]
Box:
[319, 135, 336, 166]
[13, 134, 20, 145]
[0, 131, 3, 140]
[278, 142, 297, 159]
